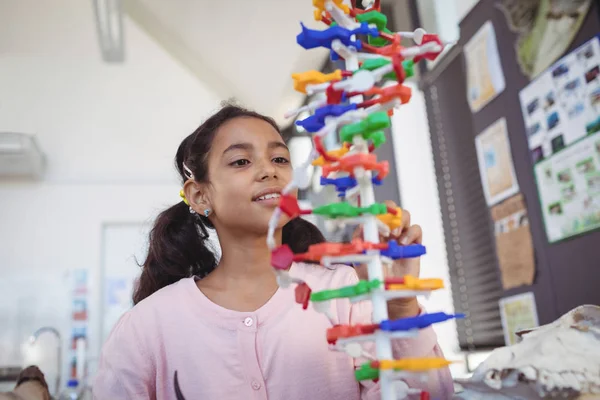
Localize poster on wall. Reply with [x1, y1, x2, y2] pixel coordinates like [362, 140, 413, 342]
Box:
[519, 36, 600, 242]
[464, 21, 506, 113]
[491, 194, 535, 289]
[499, 292, 540, 346]
[69, 269, 89, 380]
[497, 0, 592, 79]
[475, 118, 520, 206]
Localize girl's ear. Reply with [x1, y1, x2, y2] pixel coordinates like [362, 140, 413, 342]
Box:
[183, 180, 211, 214]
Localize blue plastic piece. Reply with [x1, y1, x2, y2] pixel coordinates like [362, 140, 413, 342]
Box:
[321, 176, 384, 197]
[379, 241, 426, 259]
[321, 176, 357, 196]
[297, 22, 379, 51]
[379, 312, 465, 332]
[295, 104, 357, 133]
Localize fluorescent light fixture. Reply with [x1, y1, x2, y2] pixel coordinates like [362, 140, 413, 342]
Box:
[92, 0, 125, 62]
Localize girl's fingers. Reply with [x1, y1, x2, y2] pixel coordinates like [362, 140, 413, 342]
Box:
[398, 224, 423, 245]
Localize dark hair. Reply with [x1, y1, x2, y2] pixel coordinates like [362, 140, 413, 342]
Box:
[133, 104, 325, 304]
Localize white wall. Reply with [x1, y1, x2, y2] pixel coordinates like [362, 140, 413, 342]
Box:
[0, 0, 219, 392]
[391, 84, 463, 375]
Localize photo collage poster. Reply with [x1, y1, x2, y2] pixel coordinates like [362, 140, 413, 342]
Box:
[519, 36, 600, 242]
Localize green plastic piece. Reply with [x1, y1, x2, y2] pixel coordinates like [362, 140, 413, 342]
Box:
[355, 11, 391, 47]
[355, 11, 387, 30]
[312, 202, 362, 218]
[310, 280, 380, 302]
[363, 203, 387, 216]
[339, 112, 390, 145]
[403, 59, 415, 79]
[311, 280, 382, 302]
[369, 131, 387, 148]
[355, 363, 380, 381]
[358, 59, 415, 81]
[312, 202, 388, 219]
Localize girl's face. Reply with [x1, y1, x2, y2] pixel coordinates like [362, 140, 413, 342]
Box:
[203, 116, 294, 235]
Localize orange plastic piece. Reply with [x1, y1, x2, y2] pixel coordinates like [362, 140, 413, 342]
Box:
[312, 143, 350, 166]
[313, 0, 349, 21]
[377, 207, 403, 230]
[386, 275, 445, 291]
[360, 84, 412, 108]
[292, 70, 343, 94]
[377, 358, 452, 371]
[322, 154, 389, 180]
[327, 323, 379, 344]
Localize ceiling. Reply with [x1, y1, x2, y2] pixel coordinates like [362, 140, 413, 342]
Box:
[123, 0, 413, 128]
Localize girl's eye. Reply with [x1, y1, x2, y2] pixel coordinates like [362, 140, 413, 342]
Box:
[273, 157, 290, 164]
[230, 159, 250, 167]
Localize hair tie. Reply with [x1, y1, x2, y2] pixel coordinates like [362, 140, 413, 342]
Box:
[179, 189, 189, 205]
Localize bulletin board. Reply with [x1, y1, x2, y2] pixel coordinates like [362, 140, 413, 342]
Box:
[418, 0, 600, 349]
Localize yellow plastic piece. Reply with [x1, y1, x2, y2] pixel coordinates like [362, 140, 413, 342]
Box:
[313, 0, 350, 20]
[377, 207, 403, 230]
[312, 144, 350, 166]
[179, 189, 189, 206]
[387, 275, 445, 291]
[292, 70, 343, 93]
[378, 358, 452, 372]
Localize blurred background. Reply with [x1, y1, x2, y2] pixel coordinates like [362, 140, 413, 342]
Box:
[1, 0, 599, 398]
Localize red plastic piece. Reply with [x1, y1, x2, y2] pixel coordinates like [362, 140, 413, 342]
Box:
[420, 391, 431, 400]
[313, 136, 339, 162]
[386, 206, 399, 215]
[384, 276, 406, 290]
[385, 277, 406, 285]
[362, 34, 403, 57]
[271, 245, 295, 270]
[278, 194, 311, 218]
[295, 282, 312, 310]
[294, 239, 387, 262]
[321, 15, 332, 25]
[326, 82, 344, 105]
[414, 34, 443, 63]
[322, 153, 389, 180]
[327, 323, 379, 344]
[391, 54, 407, 83]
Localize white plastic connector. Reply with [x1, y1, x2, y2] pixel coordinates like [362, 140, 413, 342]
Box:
[333, 70, 376, 92]
[285, 98, 327, 119]
[312, 300, 335, 322]
[397, 28, 427, 45]
[293, 167, 312, 190]
[267, 208, 283, 250]
[275, 270, 293, 289]
[325, 1, 360, 29]
[400, 42, 442, 59]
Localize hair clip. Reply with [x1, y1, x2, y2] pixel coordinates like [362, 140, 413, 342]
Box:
[183, 162, 195, 180]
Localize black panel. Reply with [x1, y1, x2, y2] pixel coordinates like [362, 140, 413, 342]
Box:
[417, 0, 600, 350]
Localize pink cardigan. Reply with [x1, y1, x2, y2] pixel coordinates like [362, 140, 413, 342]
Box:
[93, 263, 454, 399]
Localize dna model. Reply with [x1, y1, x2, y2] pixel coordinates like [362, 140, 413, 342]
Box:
[267, 1, 463, 399]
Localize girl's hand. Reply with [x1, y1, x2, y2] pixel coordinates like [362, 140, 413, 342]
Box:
[354, 201, 422, 318]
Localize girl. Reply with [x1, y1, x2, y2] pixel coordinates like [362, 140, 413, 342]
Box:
[93, 104, 454, 399]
